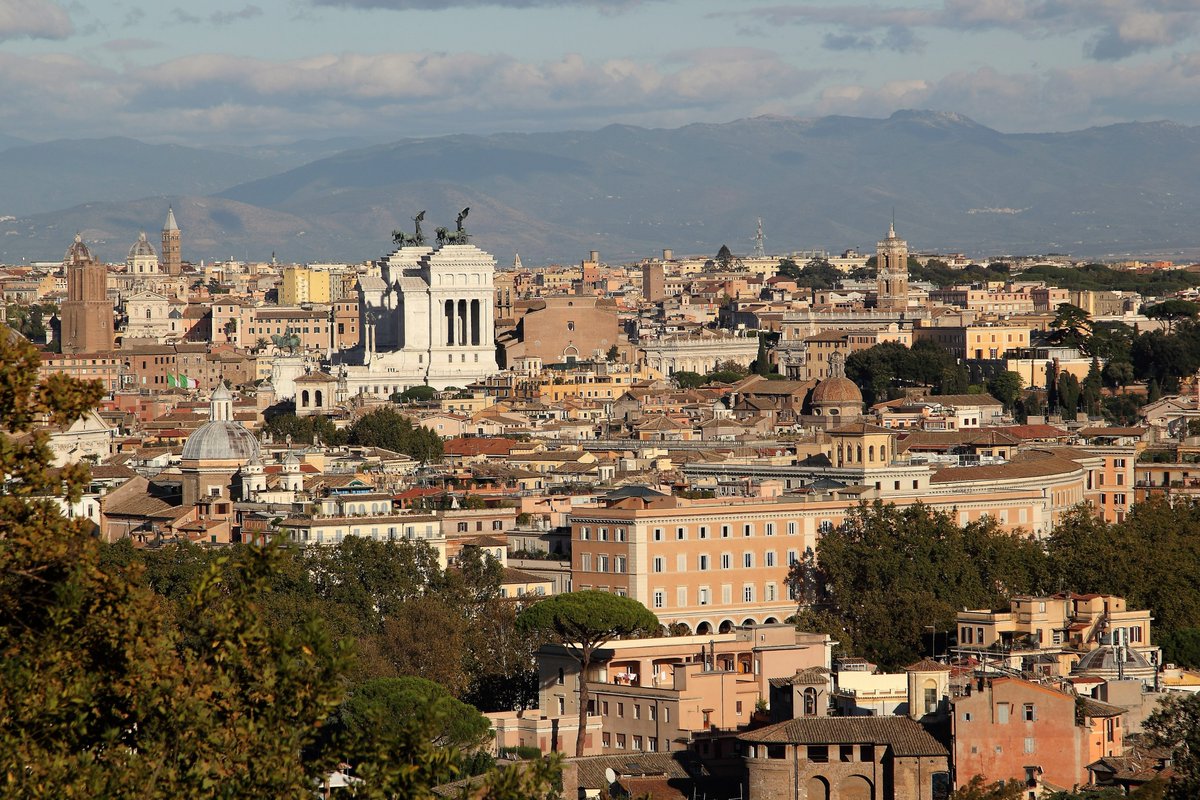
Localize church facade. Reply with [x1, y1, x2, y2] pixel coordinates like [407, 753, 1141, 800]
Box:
[339, 238, 500, 394]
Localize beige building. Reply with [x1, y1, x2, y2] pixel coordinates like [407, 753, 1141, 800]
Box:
[280, 266, 333, 305]
[498, 295, 622, 367]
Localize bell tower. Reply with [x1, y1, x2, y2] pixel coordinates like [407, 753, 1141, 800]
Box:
[876, 218, 909, 312]
[162, 206, 181, 275]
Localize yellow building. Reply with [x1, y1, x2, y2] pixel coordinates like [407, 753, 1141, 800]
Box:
[280, 266, 332, 305]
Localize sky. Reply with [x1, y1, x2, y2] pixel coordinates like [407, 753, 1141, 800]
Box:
[7, 0, 1200, 145]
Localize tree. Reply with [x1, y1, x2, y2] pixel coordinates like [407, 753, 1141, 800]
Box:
[1160, 628, 1200, 668]
[332, 676, 492, 753]
[263, 411, 343, 446]
[1146, 299, 1200, 331]
[605, 344, 619, 362]
[672, 371, 704, 390]
[753, 334, 771, 376]
[516, 592, 658, 756]
[779, 257, 842, 290]
[986, 371, 1024, 412]
[346, 407, 443, 462]
[1057, 371, 1081, 421]
[1145, 692, 1200, 799]
[715, 244, 735, 270]
[0, 332, 351, 797]
[1049, 303, 1094, 352]
[394, 385, 438, 404]
[1102, 360, 1134, 390]
[950, 776, 1024, 800]
[1081, 358, 1104, 418]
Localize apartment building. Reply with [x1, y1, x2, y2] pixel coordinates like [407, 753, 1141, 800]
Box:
[491, 624, 832, 756]
[913, 323, 1031, 361]
[955, 594, 1156, 677]
[952, 675, 1125, 793]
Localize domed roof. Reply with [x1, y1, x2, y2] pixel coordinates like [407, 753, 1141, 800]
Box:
[1073, 644, 1155, 679]
[128, 232, 156, 259]
[812, 376, 863, 406]
[181, 383, 260, 461]
[64, 233, 93, 266]
[181, 421, 261, 461]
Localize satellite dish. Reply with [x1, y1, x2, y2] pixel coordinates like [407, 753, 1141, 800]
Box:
[604, 768, 617, 785]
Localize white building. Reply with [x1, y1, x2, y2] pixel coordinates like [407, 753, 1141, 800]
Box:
[341, 240, 499, 393]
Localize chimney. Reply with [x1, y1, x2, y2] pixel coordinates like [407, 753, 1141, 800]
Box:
[663, 248, 673, 261]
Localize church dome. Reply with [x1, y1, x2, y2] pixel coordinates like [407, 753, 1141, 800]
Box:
[181, 421, 260, 461]
[181, 384, 260, 461]
[64, 233, 93, 266]
[812, 376, 863, 406]
[1073, 644, 1156, 681]
[128, 232, 157, 260]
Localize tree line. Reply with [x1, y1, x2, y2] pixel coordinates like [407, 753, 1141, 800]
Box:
[264, 405, 444, 462]
[789, 500, 1200, 672]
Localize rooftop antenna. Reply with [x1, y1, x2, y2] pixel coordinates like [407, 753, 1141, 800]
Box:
[752, 218, 765, 258]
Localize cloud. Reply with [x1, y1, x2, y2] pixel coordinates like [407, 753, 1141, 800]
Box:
[822, 25, 925, 53]
[809, 53, 1200, 132]
[308, 0, 654, 9]
[735, 1, 1200, 61]
[0, 47, 817, 142]
[0, 0, 73, 41]
[172, 4, 263, 26]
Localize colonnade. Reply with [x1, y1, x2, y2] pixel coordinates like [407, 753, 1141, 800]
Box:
[443, 298, 485, 347]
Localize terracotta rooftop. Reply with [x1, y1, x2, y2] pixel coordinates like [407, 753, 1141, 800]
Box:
[737, 716, 947, 757]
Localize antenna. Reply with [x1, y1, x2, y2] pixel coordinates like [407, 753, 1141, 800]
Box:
[752, 218, 765, 259]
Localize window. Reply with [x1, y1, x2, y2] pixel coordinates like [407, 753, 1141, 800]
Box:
[653, 591, 665, 609]
[601, 733, 611, 748]
[1024, 737, 1035, 754]
[1023, 704, 1036, 722]
[598, 555, 608, 573]
[615, 556, 627, 573]
[699, 555, 710, 570]
[744, 585, 754, 602]
[647, 738, 657, 752]
[615, 734, 625, 750]
[721, 525, 730, 538]
[766, 583, 777, 601]
[736, 701, 743, 715]
[840, 745, 855, 762]
[556, 667, 564, 685]
[580, 526, 590, 540]
[557, 697, 565, 714]
[599, 527, 608, 541]
[654, 527, 663, 541]
[744, 524, 753, 536]
[617, 703, 624, 717]
[699, 588, 710, 605]
[648, 705, 656, 721]
[765, 552, 776, 567]
[633, 735, 643, 751]
[787, 521, 797, 535]
[997, 704, 1010, 723]
[602, 701, 609, 716]
[765, 522, 775, 536]
[653, 557, 665, 573]
[633, 704, 640, 720]
[743, 553, 754, 568]
[699, 526, 708, 539]
[807, 745, 828, 763]
[676, 527, 686, 540]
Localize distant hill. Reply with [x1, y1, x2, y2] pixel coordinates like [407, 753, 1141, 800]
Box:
[8, 112, 1200, 264]
[0, 137, 282, 218]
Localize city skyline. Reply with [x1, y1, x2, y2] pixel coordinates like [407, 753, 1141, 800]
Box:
[6, 1, 1200, 144]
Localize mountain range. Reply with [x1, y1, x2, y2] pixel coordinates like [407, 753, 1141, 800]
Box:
[4, 111, 1200, 266]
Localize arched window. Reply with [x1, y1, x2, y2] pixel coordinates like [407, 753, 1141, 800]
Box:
[314, 389, 323, 407]
[881, 446, 887, 462]
[856, 445, 862, 462]
[145, 309, 152, 319]
[803, 687, 817, 716]
[301, 390, 310, 408]
[868, 445, 875, 462]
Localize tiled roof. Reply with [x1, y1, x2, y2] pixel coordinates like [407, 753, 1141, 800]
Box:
[1077, 697, 1126, 718]
[570, 752, 700, 789]
[930, 455, 1081, 484]
[905, 658, 952, 672]
[768, 666, 830, 688]
[738, 716, 947, 757]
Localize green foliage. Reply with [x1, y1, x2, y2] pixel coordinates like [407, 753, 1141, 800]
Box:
[950, 776, 1024, 800]
[986, 371, 1024, 411]
[332, 676, 492, 753]
[1145, 692, 1200, 799]
[264, 411, 344, 446]
[394, 385, 438, 403]
[347, 407, 444, 462]
[779, 257, 842, 289]
[789, 502, 1050, 669]
[1049, 303, 1094, 352]
[1146, 299, 1200, 326]
[1022, 262, 1200, 294]
[1160, 628, 1200, 668]
[845, 340, 963, 405]
[715, 244, 735, 270]
[4, 302, 58, 343]
[754, 334, 771, 376]
[517, 591, 658, 755]
[672, 371, 704, 389]
[907, 261, 1011, 288]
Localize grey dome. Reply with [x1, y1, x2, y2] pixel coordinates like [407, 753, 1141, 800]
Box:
[1073, 645, 1155, 681]
[181, 420, 261, 461]
[128, 232, 156, 259]
[64, 233, 92, 265]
